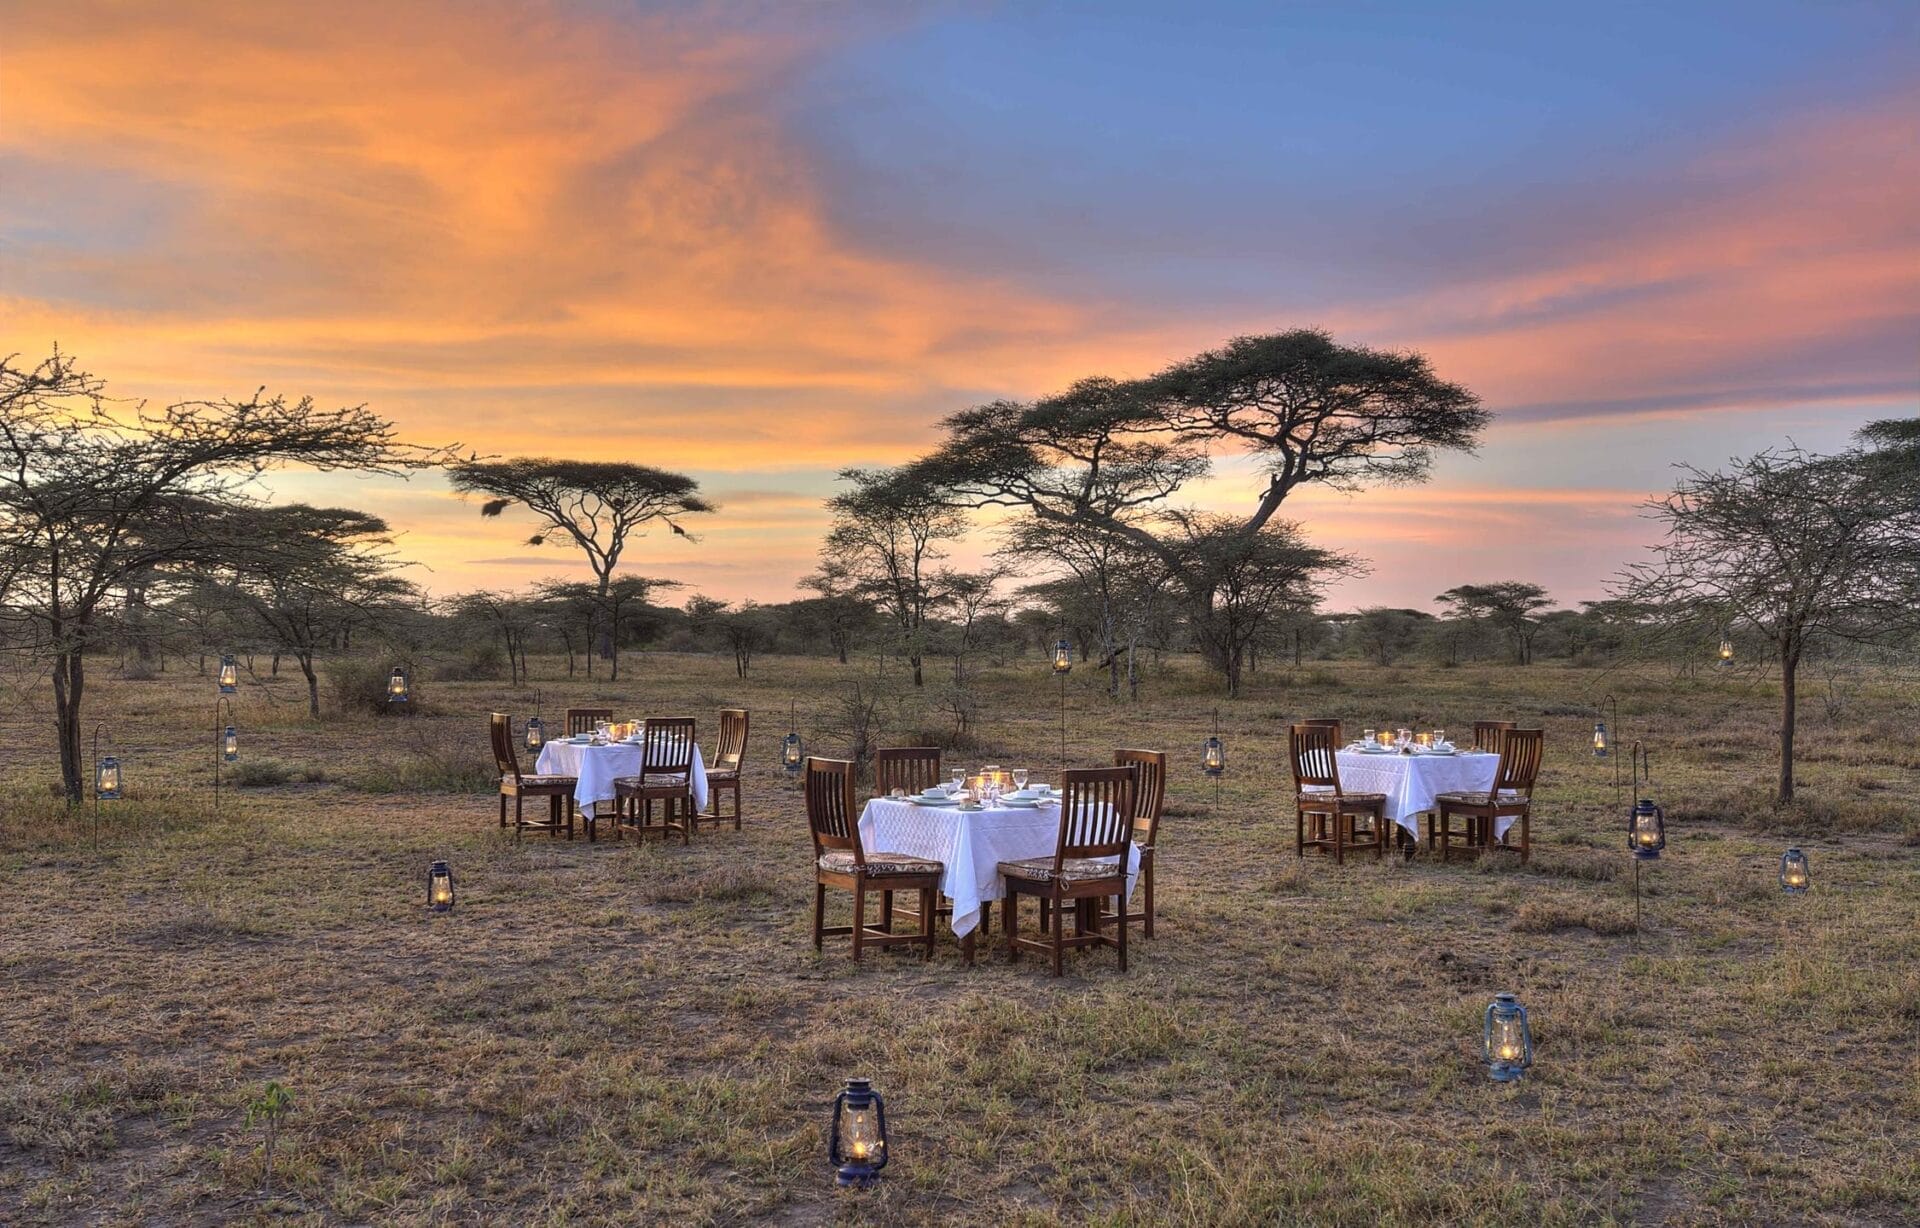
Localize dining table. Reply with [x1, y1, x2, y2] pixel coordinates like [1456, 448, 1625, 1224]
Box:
[1332, 745, 1508, 843]
[534, 737, 709, 820]
[858, 790, 1141, 963]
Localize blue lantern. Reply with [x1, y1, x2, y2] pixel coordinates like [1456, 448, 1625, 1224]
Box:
[1052, 639, 1072, 674]
[1592, 721, 1608, 758]
[1779, 847, 1810, 894]
[1628, 798, 1665, 860]
[524, 715, 545, 752]
[782, 730, 804, 773]
[386, 666, 410, 704]
[1482, 993, 1533, 1082]
[829, 1077, 889, 1188]
[95, 755, 122, 800]
[222, 725, 238, 763]
[427, 860, 456, 912]
[217, 654, 238, 695]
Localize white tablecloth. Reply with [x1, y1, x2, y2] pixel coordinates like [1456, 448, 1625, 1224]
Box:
[534, 740, 709, 818]
[1331, 749, 1509, 840]
[859, 798, 1141, 938]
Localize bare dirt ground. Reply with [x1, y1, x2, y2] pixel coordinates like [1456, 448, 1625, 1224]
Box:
[2, 652, 1916, 1225]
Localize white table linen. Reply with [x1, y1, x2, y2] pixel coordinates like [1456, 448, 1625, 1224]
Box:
[858, 798, 1141, 938]
[534, 740, 709, 818]
[1330, 749, 1509, 840]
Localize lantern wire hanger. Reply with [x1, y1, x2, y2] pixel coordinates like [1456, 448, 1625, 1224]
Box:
[212, 694, 238, 811]
[1626, 741, 1664, 939]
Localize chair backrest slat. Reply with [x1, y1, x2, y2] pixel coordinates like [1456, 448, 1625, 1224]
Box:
[642, 717, 697, 779]
[1113, 749, 1167, 846]
[804, 757, 861, 860]
[1054, 766, 1134, 868]
[1474, 720, 1515, 754]
[874, 747, 942, 797]
[1289, 724, 1345, 795]
[715, 709, 749, 770]
[1302, 718, 1344, 747]
[1496, 728, 1544, 797]
[566, 707, 614, 736]
[489, 712, 519, 779]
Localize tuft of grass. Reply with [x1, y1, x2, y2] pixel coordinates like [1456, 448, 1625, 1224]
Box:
[1510, 898, 1636, 935]
[228, 758, 326, 787]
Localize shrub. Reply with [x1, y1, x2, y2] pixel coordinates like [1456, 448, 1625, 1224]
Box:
[325, 659, 424, 717]
[435, 643, 505, 682]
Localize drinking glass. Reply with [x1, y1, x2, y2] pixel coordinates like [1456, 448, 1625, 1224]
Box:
[1433, 729, 1447, 748]
[1013, 768, 1029, 790]
[950, 768, 965, 794]
[1397, 727, 1412, 747]
[595, 721, 610, 743]
[1362, 728, 1376, 746]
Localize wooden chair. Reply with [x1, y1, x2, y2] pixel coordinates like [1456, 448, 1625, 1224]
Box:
[1303, 718, 1345, 745]
[1000, 766, 1135, 977]
[1433, 728, 1544, 862]
[1290, 724, 1389, 864]
[490, 712, 576, 842]
[566, 707, 614, 736]
[1112, 749, 1166, 939]
[612, 717, 696, 845]
[874, 747, 942, 797]
[1473, 721, 1515, 753]
[805, 757, 942, 961]
[698, 708, 748, 830]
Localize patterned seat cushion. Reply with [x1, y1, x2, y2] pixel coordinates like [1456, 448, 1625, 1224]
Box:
[998, 855, 1126, 883]
[507, 774, 575, 787]
[613, 774, 690, 791]
[704, 768, 740, 782]
[817, 850, 943, 876]
[1295, 791, 1387, 807]
[1435, 790, 1530, 807]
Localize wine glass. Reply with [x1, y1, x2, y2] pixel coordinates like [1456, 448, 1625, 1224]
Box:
[1362, 728, 1376, 748]
[594, 721, 610, 744]
[1397, 727, 1412, 745]
[1013, 768, 1029, 791]
[950, 767, 965, 795]
[1433, 728, 1447, 749]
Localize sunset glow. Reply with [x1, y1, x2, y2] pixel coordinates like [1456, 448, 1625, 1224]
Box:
[5, 1, 1914, 606]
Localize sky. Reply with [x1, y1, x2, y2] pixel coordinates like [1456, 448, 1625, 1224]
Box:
[3, 0, 1916, 612]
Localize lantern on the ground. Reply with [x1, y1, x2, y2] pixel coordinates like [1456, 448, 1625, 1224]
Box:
[222, 725, 238, 763]
[1718, 636, 1734, 663]
[1482, 993, 1533, 1082]
[1628, 798, 1665, 860]
[1203, 710, 1225, 777]
[1052, 639, 1072, 674]
[1592, 722, 1608, 757]
[427, 860, 455, 911]
[218, 654, 238, 694]
[95, 755, 122, 800]
[829, 1077, 889, 1188]
[524, 715, 545, 752]
[387, 666, 410, 704]
[1779, 847, 1810, 894]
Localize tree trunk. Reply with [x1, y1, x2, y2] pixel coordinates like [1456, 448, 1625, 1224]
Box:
[910, 653, 923, 687]
[301, 654, 320, 718]
[54, 650, 86, 803]
[1778, 638, 1799, 803]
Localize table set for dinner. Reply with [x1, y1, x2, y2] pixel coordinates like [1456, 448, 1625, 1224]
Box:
[535, 729, 709, 819]
[856, 766, 1141, 952]
[1332, 729, 1515, 842]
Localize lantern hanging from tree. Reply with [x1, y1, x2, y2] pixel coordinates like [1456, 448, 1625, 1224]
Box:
[1482, 993, 1533, 1082]
[1779, 847, 1810, 894]
[427, 860, 456, 912]
[829, 1077, 889, 1188]
[218, 654, 238, 695]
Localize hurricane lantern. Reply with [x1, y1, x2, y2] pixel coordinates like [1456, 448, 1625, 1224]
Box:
[1628, 798, 1666, 860]
[1482, 992, 1534, 1082]
[1592, 721, 1609, 757]
[782, 731, 804, 773]
[95, 755, 122, 800]
[524, 715, 545, 752]
[829, 1077, 889, 1188]
[217, 654, 238, 695]
[1052, 639, 1072, 674]
[1779, 847, 1810, 894]
[427, 860, 456, 912]
[222, 725, 239, 763]
[1718, 636, 1734, 663]
[387, 666, 411, 704]
[1203, 710, 1225, 777]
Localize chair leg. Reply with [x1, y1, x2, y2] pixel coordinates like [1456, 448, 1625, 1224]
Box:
[1334, 813, 1346, 866]
[851, 886, 866, 962]
[1051, 894, 1066, 978]
[1116, 891, 1128, 972]
[920, 886, 935, 960]
[1296, 809, 1305, 858]
[513, 793, 524, 843]
[813, 883, 826, 950]
[732, 781, 742, 831]
[1374, 810, 1387, 861]
[499, 792, 508, 829]
[1439, 804, 1451, 863]
[1143, 855, 1155, 939]
[880, 889, 894, 934]
[1003, 893, 1018, 960]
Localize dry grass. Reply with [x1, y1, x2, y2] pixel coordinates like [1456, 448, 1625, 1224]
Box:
[2, 653, 1918, 1225]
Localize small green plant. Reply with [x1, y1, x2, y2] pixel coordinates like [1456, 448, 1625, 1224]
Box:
[245, 1080, 294, 1197]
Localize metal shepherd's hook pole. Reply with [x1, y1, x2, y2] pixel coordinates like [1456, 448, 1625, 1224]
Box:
[91, 721, 106, 850]
[213, 695, 235, 812]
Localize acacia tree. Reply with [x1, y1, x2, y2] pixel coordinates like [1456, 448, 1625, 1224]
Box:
[1434, 581, 1555, 665]
[1619, 420, 1920, 802]
[822, 467, 968, 687]
[198, 504, 420, 716]
[450, 458, 710, 662]
[797, 559, 873, 664]
[911, 335, 1481, 692]
[0, 350, 453, 801]
[449, 588, 542, 686]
